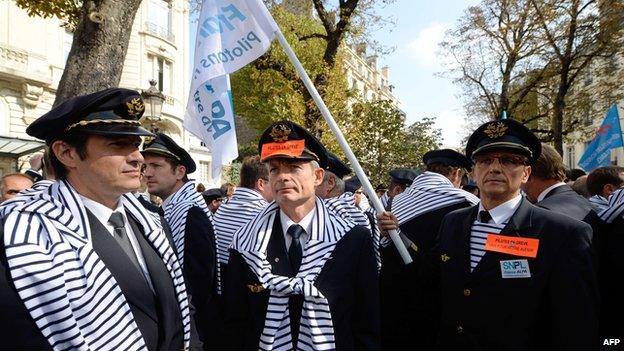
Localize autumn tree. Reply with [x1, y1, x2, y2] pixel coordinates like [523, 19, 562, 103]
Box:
[529, 0, 623, 152]
[344, 100, 442, 185]
[444, 0, 624, 153]
[441, 0, 551, 122]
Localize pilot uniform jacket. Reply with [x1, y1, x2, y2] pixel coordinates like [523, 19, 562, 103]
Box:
[0, 209, 186, 351]
[380, 201, 472, 350]
[223, 218, 380, 351]
[436, 197, 598, 351]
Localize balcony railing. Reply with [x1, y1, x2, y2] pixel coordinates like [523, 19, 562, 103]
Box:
[144, 21, 175, 42]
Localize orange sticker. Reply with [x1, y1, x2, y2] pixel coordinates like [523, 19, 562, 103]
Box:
[484, 234, 539, 258]
[261, 140, 305, 160]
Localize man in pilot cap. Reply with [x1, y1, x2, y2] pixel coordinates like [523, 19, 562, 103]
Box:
[0, 88, 196, 350]
[382, 119, 598, 350]
[223, 120, 380, 350]
[202, 188, 226, 213]
[141, 132, 218, 347]
[379, 168, 419, 210]
[379, 149, 479, 349]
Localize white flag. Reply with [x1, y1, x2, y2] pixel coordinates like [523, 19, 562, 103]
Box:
[185, 0, 279, 182]
[190, 0, 279, 91]
[184, 75, 238, 182]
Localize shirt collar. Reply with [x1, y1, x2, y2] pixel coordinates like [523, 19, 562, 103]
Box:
[280, 206, 315, 236]
[537, 182, 567, 202]
[79, 194, 126, 226]
[478, 194, 522, 225]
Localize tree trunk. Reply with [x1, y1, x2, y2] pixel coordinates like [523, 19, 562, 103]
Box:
[552, 73, 569, 155]
[54, 0, 143, 106]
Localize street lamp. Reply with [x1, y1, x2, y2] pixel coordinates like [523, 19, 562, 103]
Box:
[141, 79, 165, 131]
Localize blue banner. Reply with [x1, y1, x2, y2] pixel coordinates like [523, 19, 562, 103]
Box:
[578, 104, 624, 171]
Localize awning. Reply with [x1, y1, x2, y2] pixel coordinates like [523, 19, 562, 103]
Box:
[0, 135, 45, 158]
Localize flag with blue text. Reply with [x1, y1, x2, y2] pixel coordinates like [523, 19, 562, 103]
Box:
[184, 0, 279, 181]
[578, 104, 624, 171]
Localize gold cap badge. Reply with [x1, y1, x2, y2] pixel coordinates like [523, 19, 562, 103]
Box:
[269, 124, 292, 142]
[441, 254, 450, 262]
[126, 98, 145, 118]
[247, 284, 265, 293]
[484, 122, 508, 139]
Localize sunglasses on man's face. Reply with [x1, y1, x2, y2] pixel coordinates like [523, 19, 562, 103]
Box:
[473, 154, 528, 168]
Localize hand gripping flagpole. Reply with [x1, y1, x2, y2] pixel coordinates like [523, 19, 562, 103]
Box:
[274, 29, 413, 264]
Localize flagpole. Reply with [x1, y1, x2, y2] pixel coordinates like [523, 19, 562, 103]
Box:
[274, 29, 413, 264]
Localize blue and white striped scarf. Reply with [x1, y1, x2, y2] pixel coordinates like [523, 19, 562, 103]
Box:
[163, 181, 215, 266]
[0, 180, 190, 350]
[325, 192, 381, 270]
[213, 187, 268, 266]
[230, 198, 356, 350]
[599, 187, 624, 223]
[590, 195, 610, 213]
[392, 172, 479, 225]
[379, 172, 479, 247]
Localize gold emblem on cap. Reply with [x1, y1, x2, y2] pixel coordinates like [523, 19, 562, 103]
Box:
[143, 135, 155, 145]
[441, 254, 450, 262]
[126, 98, 145, 118]
[484, 122, 508, 139]
[269, 124, 292, 142]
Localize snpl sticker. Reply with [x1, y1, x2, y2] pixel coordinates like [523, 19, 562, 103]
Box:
[500, 259, 531, 279]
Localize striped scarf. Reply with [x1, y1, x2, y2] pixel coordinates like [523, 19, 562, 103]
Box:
[325, 192, 381, 270]
[599, 187, 624, 223]
[213, 187, 268, 265]
[163, 181, 215, 266]
[392, 171, 479, 226]
[380, 191, 390, 210]
[0, 180, 190, 350]
[134, 192, 162, 225]
[590, 195, 610, 213]
[230, 198, 356, 350]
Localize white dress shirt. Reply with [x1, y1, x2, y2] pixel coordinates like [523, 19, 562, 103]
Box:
[478, 194, 523, 224]
[280, 207, 315, 251]
[80, 195, 155, 292]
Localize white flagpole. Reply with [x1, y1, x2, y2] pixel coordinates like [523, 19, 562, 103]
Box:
[274, 29, 413, 264]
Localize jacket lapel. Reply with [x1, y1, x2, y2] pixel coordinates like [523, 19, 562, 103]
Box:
[86, 210, 158, 323]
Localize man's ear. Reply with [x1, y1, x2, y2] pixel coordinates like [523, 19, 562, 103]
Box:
[313, 167, 325, 186]
[51, 140, 80, 171]
[175, 165, 187, 181]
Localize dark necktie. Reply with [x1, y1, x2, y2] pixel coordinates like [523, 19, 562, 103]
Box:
[157, 206, 165, 217]
[479, 210, 492, 223]
[287, 224, 305, 274]
[108, 212, 141, 270]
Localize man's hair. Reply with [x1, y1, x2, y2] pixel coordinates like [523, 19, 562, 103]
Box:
[162, 157, 189, 182]
[239, 156, 269, 189]
[426, 163, 464, 178]
[571, 175, 590, 198]
[322, 170, 345, 195]
[0, 173, 33, 190]
[49, 133, 90, 180]
[566, 168, 586, 182]
[530, 143, 566, 181]
[587, 166, 624, 196]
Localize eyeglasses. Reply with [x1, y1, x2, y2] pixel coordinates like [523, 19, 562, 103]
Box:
[473, 154, 528, 169]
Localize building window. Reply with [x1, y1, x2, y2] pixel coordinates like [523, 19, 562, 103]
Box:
[566, 146, 576, 168]
[199, 161, 211, 183]
[147, 0, 174, 41]
[149, 55, 172, 95]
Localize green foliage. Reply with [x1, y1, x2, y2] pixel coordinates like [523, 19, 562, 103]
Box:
[230, 6, 350, 136]
[344, 100, 442, 185]
[15, 0, 81, 26]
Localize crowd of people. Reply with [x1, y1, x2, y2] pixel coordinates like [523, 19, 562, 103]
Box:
[1, 87, 623, 350]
